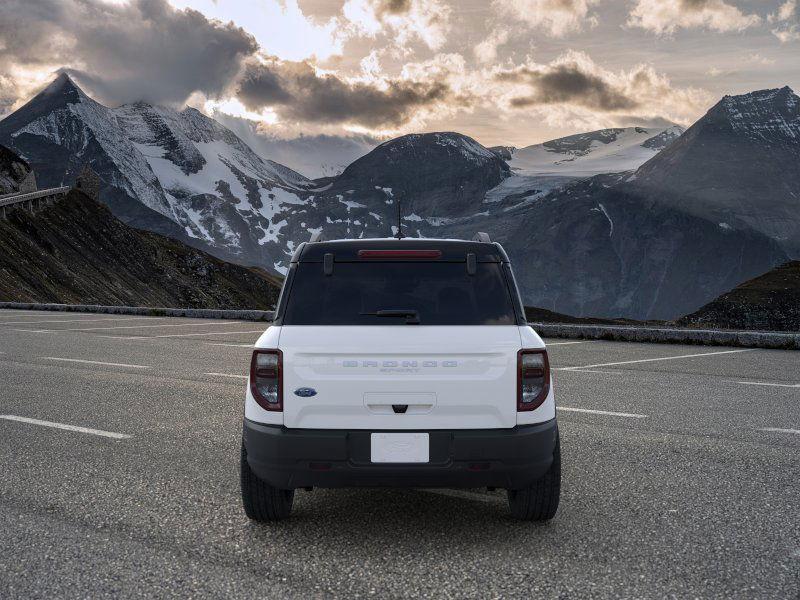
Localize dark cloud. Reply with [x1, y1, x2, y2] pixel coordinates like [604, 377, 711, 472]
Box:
[680, 0, 712, 9]
[0, 0, 257, 106]
[380, 0, 413, 16]
[497, 63, 638, 111]
[237, 58, 451, 128]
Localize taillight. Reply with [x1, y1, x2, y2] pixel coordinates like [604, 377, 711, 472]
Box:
[250, 349, 282, 411]
[518, 349, 550, 411]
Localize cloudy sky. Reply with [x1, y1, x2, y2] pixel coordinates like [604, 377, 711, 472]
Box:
[0, 0, 798, 147]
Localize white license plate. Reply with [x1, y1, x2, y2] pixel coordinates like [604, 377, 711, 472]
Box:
[370, 433, 429, 463]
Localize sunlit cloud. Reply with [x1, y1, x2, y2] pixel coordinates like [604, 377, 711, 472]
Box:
[491, 50, 712, 128]
[768, 0, 800, 42]
[627, 0, 761, 35]
[167, 0, 347, 61]
[493, 0, 600, 37]
[342, 0, 451, 50]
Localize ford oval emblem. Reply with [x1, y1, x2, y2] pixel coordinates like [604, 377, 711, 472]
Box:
[294, 387, 317, 397]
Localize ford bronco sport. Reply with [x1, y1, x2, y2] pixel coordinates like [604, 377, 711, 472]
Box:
[241, 235, 560, 521]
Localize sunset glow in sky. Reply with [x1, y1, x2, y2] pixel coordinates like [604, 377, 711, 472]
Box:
[1, 0, 798, 146]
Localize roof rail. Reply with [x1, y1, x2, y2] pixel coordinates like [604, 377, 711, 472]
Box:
[309, 231, 324, 243]
[472, 232, 491, 243]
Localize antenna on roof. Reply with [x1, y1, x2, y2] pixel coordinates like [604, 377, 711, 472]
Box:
[396, 194, 404, 239]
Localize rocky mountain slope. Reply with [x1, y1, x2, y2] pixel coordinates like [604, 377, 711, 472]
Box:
[634, 86, 800, 256]
[676, 261, 800, 331]
[0, 144, 33, 194]
[0, 190, 280, 308]
[0, 73, 315, 269]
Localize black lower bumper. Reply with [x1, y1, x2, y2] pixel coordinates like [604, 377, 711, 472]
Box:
[243, 419, 558, 489]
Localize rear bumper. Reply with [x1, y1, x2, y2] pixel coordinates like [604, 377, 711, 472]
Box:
[243, 419, 558, 489]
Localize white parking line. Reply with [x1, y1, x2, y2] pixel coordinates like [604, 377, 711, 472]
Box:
[205, 372, 248, 379]
[0, 317, 170, 326]
[40, 357, 151, 369]
[205, 343, 254, 348]
[554, 368, 623, 375]
[546, 341, 594, 346]
[121, 330, 265, 339]
[558, 406, 647, 418]
[759, 427, 800, 435]
[560, 348, 753, 371]
[739, 381, 800, 389]
[15, 321, 244, 333]
[0, 415, 131, 439]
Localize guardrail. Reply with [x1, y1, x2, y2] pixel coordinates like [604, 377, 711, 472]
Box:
[530, 322, 800, 350]
[0, 186, 71, 206]
[0, 302, 274, 321]
[0, 186, 71, 215]
[0, 302, 797, 349]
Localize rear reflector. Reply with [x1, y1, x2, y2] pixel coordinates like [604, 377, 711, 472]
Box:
[358, 249, 442, 259]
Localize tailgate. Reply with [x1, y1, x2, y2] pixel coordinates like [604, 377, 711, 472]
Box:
[280, 325, 521, 429]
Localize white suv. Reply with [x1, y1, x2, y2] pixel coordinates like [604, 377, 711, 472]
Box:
[240, 236, 560, 521]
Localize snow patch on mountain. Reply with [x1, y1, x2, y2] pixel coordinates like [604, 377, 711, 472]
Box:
[508, 126, 683, 177]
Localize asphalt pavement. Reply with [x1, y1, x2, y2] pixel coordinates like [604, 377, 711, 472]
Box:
[0, 309, 798, 598]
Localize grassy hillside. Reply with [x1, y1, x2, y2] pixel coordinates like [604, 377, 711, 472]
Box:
[0, 190, 281, 309]
[676, 261, 800, 332]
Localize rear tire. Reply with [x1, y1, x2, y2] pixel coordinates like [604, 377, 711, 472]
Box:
[507, 434, 561, 521]
[240, 441, 294, 521]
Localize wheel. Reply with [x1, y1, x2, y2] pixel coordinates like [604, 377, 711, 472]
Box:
[240, 440, 294, 521]
[507, 434, 561, 521]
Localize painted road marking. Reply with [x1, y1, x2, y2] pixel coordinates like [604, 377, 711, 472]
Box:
[545, 341, 595, 346]
[15, 321, 245, 333]
[739, 381, 800, 389]
[0, 317, 171, 326]
[121, 330, 266, 339]
[40, 357, 151, 369]
[560, 348, 753, 371]
[558, 406, 647, 418]
[205, 343, 254, 348]
[0, 415, 131, 439]
[554, 368, 623, 375]
[205, 372, 248, 379]
[759, 427, 800, 435]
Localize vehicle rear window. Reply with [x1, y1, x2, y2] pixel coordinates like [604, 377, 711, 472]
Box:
[282, 262, 518, 325]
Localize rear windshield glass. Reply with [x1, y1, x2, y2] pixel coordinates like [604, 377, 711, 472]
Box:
[282, 262, 518, 325]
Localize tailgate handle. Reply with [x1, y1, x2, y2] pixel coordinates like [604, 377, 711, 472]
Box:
[323, 253, 334, 276]
[466, 252, 476, 275]
[392, 404, 408, 414]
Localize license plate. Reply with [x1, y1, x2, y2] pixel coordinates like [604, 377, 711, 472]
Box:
[370, 433, 429, 463]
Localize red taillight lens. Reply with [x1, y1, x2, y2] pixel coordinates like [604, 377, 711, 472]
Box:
[357, 249, 442, 259]
[518, 349, 550, 411]
[250, 349, 282, 411]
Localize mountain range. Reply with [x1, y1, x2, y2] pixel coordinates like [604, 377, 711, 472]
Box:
[1, 74, 797, 320]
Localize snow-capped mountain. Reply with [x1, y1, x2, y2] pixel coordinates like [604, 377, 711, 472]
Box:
[0, 73, 319, 268]
[466, 88, 799, 319]
[1, 75, 794, 320]
[212, 112, 378, 179]
[508, 126, 684, 177]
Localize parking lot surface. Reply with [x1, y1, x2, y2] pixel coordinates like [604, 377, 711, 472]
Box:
[0, 309, 798, 598]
